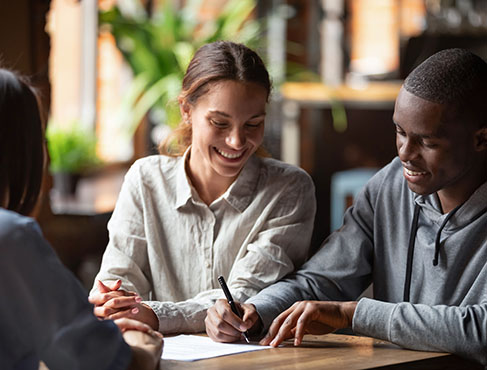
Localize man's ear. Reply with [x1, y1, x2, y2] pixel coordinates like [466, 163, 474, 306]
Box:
[474, 127, 487, 151]
[179, 99, 191, 124]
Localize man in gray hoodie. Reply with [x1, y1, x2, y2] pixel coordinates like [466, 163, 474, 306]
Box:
[205, 48, 487, 365]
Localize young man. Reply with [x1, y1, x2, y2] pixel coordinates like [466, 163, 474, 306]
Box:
[205, 48, 487, 365]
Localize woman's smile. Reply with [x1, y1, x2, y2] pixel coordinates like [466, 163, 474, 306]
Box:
[214, 147, 247, 161]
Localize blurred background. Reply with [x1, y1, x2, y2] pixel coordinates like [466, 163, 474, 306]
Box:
[1, 0, 486, 289]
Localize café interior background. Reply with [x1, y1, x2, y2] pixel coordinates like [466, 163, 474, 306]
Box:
[1, 0, 486, 289]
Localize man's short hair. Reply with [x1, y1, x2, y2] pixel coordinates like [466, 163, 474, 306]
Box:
[404, 48, 487, 126]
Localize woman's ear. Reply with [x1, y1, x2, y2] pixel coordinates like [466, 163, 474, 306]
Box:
[474, 127, 487, 152]
[179, 100, 191, 124]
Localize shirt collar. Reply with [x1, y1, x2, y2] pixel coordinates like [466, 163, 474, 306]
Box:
[174, 148, 262, 212]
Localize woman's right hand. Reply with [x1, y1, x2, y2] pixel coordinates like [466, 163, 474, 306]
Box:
[205, 299, 261, 342]
[89, 280, 141, 319]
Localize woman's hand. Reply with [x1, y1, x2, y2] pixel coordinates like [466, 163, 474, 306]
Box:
[260, 301, 357, 347]
[205, 299, 261, 342]
[89, 280, 159, 330]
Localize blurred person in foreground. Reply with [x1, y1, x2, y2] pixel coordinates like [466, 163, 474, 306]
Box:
[0, 67, 162, 370]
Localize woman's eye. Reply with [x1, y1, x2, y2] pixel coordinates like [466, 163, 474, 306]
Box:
[210, 119, 228, 128]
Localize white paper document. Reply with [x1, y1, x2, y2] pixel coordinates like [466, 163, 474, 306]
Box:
[161, 334, 271, 361]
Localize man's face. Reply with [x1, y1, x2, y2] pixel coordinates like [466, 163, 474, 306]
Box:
[393, 87, 482, 208]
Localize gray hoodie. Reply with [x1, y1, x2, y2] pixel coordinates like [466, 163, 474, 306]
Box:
[248, 157, 487, 365]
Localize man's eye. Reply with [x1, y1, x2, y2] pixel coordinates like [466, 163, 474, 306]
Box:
[395, 128, 406, 136]
[422, 141, 438, 149]
[246, 121, 263, 128]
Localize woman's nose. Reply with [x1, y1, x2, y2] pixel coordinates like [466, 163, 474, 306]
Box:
[226, 128, 246, 149]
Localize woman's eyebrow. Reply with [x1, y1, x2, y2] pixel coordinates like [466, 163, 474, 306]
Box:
[208, 110, 231, 117]
[208, 110, 266, 119]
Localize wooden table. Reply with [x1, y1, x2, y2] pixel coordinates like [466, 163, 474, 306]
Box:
[160, 333, 482, 370]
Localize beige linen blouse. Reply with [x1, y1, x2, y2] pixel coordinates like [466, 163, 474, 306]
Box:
[92, 150, 316, 333]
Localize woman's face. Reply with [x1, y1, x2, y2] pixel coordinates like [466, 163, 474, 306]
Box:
[185, 80, 267, 187]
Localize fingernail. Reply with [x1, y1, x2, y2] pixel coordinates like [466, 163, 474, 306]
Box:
[131, 307, 139, 314]
[135, 297, 142, 303]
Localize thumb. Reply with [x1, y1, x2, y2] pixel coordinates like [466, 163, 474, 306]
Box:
[241, 305, 258, 327]
[96, 279, 117, 293]
[108, 279, 122, 291]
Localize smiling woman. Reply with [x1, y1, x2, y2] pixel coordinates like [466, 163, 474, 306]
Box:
[89, 41, 317, 335]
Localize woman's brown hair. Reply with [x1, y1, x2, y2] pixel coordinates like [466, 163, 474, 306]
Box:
[159, 41, 271, 156]
[0, 68, 44, 216]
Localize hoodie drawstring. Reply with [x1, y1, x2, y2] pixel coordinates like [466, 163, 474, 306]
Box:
[403, 202, 463, 302]
[403, 203, 420, 302]
[432, 203, 463, 266]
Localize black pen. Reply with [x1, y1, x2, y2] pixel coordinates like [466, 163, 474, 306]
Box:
[217, 275, 250, 343]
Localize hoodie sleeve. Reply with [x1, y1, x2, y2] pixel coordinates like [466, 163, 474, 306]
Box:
[353, 298, 487, 365]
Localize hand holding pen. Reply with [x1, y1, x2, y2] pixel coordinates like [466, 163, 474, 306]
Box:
[217, 275, 251, 343]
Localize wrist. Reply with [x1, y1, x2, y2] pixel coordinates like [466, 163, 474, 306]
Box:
[339, 301, 358, 328]
[141, 303, 159, 330]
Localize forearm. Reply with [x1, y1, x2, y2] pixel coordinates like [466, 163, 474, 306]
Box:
[353, 298, 487, 365]
[145, 296, 218, 334]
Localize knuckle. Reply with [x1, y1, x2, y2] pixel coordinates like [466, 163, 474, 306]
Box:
[215, 321, 225, 331]
[221, 310, 230, 320]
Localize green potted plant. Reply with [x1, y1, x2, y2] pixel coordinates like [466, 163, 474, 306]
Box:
[46, 123, 101, 196]
[99, 0, 261, 136]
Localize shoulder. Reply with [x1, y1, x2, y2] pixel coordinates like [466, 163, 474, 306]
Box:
[366, 157, 404, 189]
[129, 155, 180, 174]
[259, 157, 314, 187]
[0, 209, 40, 241]
[362, 157, 408, 204]
[0, 209, 46, 256]
[125, 154, 182, 184]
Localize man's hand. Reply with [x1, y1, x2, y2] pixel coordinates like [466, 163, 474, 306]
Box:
[260, 301, 357, 347]
[205, 299, 261, 342]
[89, 280, 159, 330]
